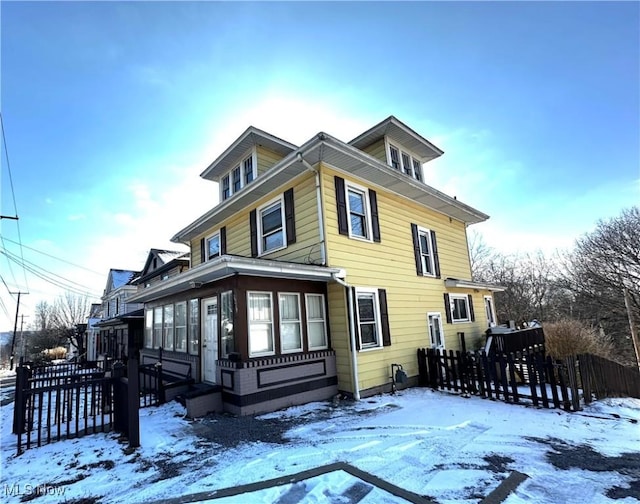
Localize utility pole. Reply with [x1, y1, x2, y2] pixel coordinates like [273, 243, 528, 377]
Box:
[9, 291, 28, 370]
[19, 314, 29, 359]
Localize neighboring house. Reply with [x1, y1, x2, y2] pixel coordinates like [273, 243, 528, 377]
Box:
[128, 116, 502, 415]
[96, 269, 143, 360]
[86, 303, 103, 361]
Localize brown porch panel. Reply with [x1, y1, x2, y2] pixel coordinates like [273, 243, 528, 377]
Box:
[218, 350, 338, 415]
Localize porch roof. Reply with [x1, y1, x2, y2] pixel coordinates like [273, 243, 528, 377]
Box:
[127, 255, 343, 303]
[444, 277, 504, 292]
[95, 309, 144, 328]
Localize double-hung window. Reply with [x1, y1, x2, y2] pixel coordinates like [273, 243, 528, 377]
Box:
[428, 313, 444, 349]
[389, 145, 400, 170]
[346, 182, 370, 240]
[356, 289, 382, 349]
[144, 310, 153, 348]
[279, 293, 302, 353]
[259, 196, 285, 254]
[188, 299, 199, 354]
[306, 294, 328, 350]
[153, 307, 163, 348]
[248, 292, 274, 356]
[418, 227, 436, 276]
[232, 166, 242, 193]
[484, 296, 496, 327]
[207, 232, 220, 260]
[244, 156, 254, 185]
[222, 175, 231, 201]
[451, 294, 471, 323]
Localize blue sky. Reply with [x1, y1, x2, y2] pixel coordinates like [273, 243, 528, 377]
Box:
[1, 1, 638, 332]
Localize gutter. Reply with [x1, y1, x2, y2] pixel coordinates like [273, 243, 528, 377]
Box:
[332, 273, 360, 401]
[297, 153, 327, 266]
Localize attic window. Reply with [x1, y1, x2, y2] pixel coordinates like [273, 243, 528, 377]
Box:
[220, 150, 257, 202]
[387, 141, 422, 182]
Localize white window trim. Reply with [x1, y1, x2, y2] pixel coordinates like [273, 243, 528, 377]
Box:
[355, 287, 383, 351]
[206, 231, 221, 261]
[174, 301, 188, 352]
[384, 137, 423, 182]
[450, 294, 471, 323]
[305, 293, 328, 350]
[345, 180, 373, 242]
[219, 148, 257, 202]
[257, 194, 287, 256]
[247, 291, 275, 357]
[278, 292, 303, 354]
[427, 312, 445, 350]
[484, 295, 497, 328]
[417, 226, 436, 277]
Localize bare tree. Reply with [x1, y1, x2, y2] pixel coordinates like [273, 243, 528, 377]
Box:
[50, 292, 91, 358]
[563, 207, 640, 365]
[34, 300, 54, 331]
[467, 229, 497, 282]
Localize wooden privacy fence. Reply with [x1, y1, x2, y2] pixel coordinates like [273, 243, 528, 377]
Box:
[13, 359, 139, 455]
[417, 348, 581, 411]
[579, 353, 640, 401]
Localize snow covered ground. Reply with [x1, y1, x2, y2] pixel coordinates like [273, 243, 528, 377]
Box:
[1, 380, 639, 503]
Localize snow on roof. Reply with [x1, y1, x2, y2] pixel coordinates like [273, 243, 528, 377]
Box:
[110, 269, 137, 289]
[157, 250, 188, 265]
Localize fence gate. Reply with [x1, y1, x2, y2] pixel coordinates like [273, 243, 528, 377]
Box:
[12, 359, 139, 455]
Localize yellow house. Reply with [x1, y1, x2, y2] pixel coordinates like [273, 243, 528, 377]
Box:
[128, 116, 502, 414]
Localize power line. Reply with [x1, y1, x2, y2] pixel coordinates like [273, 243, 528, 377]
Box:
[0, 236, 104, 276]
[1, 247, 101, 298]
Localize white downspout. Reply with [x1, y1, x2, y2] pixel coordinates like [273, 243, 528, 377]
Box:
[333, 275, 360, 401]
[297, 153, 326, 266]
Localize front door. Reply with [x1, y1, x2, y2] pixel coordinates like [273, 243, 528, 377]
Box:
[201, 297, 218, 383]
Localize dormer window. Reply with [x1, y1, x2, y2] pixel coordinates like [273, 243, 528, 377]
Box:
[220, 150, 257, 202]
[386, 141, 423, 182]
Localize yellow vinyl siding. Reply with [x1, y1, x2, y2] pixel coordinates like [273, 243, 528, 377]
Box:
[320, 163, 485, 393]
[360, 138, 387, 164]
[189, 171, 321, 266]
[257, 145, 286, 176]
[327, 283, 354, 393]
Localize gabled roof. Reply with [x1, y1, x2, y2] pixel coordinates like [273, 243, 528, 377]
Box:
[348, 115, 444, 162]
[104, 269, 138, 295]
[200, 126, 298, 181]
[133, 248, 190, 285]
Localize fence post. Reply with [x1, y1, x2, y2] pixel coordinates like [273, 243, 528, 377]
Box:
[127, 355, 140, 448]
[112, 362, 126, 434]
[13, 359, 29, 436]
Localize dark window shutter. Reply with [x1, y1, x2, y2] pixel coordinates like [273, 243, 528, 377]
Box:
[468, 294, 475, 321]
[200, 238, 205, 263]
[431, 230, 440, 278]
[444, 293, 452, 324]
[379, 289, 391, 346]
[411, 224, 423, 276]
[352, 286, 360, 350]
[249, 209, 258, 258]
[220, 227, 227, 255]
[369, 189, 381, 242]
[335, 176, 348, 236]
[284, 188, 296, 245]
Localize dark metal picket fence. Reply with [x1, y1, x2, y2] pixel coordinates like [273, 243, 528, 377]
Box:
[12, 359, 139, 455]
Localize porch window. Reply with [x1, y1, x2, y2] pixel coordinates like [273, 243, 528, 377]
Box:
[306, 294, 327, 350]
[484, 296, 496, 327]
[144, 309, 153, 349]
[356, 289, 382, 349]
[220, 291, 235, 358]
[279, 293, 302, 353]
[248, 291, 274, 356]
[163, 305, 174, 351]
[189, 299, 199, 354]
[259, 197, 285, 254]
[153, 307, 162, 348]
[175, 302, 187, 352]
[428, 313, 444, 349]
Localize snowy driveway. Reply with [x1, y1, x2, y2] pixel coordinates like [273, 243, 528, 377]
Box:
[1, 386, 639, 503]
